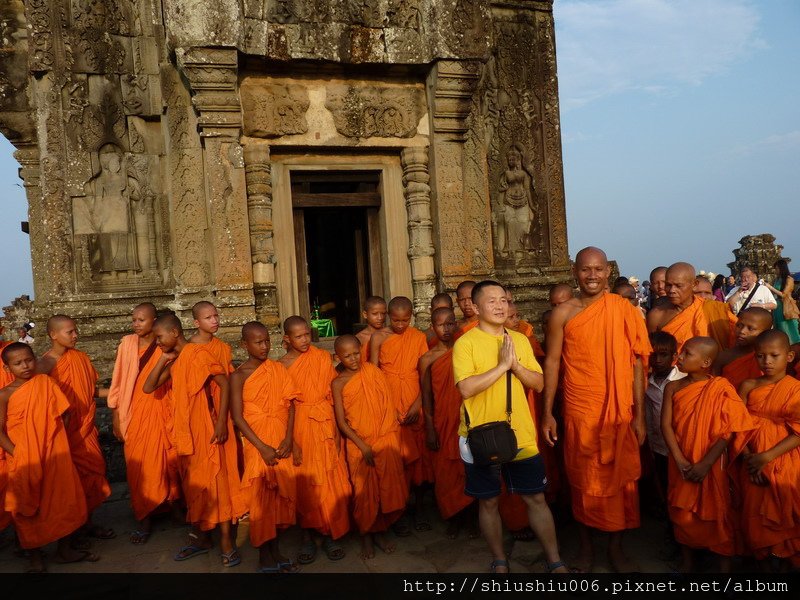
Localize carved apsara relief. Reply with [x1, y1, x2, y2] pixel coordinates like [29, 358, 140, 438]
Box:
[241, 83, 309, 138]
[325, 84, 425, 139]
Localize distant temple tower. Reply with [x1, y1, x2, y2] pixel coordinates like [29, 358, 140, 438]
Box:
[727, 234, 790, 282]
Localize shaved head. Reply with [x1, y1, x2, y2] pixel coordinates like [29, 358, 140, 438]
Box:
[755, 329, 791, 351]
[430, 293, 453, 310]
[667, 262, 696, 281]
[388, 296, 413, 313]
[334, 334, 360, 352]
[134, 302, 157, 318]
[1, 341, 34, 365]
[665, 262, 698, 307]
[549, 283, 573, 307]
[46, 314, 75, 334]
[283, 315, 308, 334]
[242, 320, 269, 340]
[573, 247, 610, 297]
[364, 295, 386, 310]
[456, 280, 477, 295]
[650, 266, 668, 298]
[686, 336, 720, 362]
[191, 300, 216, 319]
[154, 313, 183, 333]
[739, 307, 774, 330]
[575, 246, 608, 267]
[650, 266, 667, 281]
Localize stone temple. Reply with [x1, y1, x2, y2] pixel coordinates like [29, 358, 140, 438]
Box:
[0, 0, 570, 375]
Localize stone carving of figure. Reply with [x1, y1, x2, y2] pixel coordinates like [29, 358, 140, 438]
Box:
[497, 145, 535, 259]
[80, 143, 140, 277]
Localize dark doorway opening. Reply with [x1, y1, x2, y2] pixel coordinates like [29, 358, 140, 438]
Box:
[291, 171, 383, 336]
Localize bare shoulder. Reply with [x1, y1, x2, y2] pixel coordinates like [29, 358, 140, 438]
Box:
[0, 385, 14, 404]
[419, 348, 444, 371]
[738, 377, 760, 401]
[553, 298, 582, 324]
[36, 354, 56, 374]
[664, 378, 686, 394]
[332, 372, 351, 392]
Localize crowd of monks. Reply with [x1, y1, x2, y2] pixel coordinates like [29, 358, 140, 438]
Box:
[0, 245, 799, 574]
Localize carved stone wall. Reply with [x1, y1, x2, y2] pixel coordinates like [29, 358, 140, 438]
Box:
[0, 0, 570, 375]
[727, 234, 790, 283]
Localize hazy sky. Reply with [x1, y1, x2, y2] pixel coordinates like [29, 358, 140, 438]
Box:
[1, 0, 798, 307]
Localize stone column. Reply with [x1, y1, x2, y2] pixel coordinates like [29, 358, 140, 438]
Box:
[243, 143, 279, 326]
[400, 146, 436, 327]
[177, 46, 255, 329]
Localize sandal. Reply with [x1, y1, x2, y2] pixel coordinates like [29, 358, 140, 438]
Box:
[547, 560, 568, 573]
[392, 518, 412, 537]
[174, 544, 210, 561]
[130, 530, 151, 545]
[490, 559, 510, 573]
[297, 540, 318, 565]
[221, 549, 241, 568]
[278, 560, 301, 573]
[322, 537, 345, 561]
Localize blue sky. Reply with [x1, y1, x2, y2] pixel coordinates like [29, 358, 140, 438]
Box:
[1, 0, 798, 307]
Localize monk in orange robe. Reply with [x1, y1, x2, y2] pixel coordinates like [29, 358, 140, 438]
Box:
[144, 314, 246, 567]
[371, 296, 431, 531]
[38, 315, 112, 539]
[715, 307, 773, 389]
[355, 296, 389, 364]
[454, 280, 479, 341]
[279, 316, 351, 563]
[107, 303, 180, 543]
[0, 343, 95, 572]
[648, 262, 736, 351]
[0, 339, 14, 388]
[543, 247, 651, 573]
[0, 340, 11, 530]
[419, 307, 475, 535]
[230, 322, 299, 573]
[333, 335, 406, 559]
[423, 293, 454, 349]
[661, 337, 757, 572]
[738, 330, 800, 568]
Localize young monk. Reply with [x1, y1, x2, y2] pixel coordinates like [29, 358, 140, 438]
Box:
[549, 283, 574, 308]
[455, 280, 478, 335]
[0, 343, 95, 572]
[424, 293, 454, 349]
[419, 307, 475, 537]
[714, 307, 773, 389]
[107, 303, 181, 544]
[370, 296, 431, 532]
[355, 296, 389, 364]
[190, 301, 234, 372]
[332, 335, 406, 559]
[505, 302, 545, 361]
[661, 336, 757, 572]
[230, 322, 299, 573]
[143, 314, 246, 567]
[37, 314, 113, 540]
[0, 331, 13, 388]
[738, 330, 800, 569]
[278, 316, 351, 564]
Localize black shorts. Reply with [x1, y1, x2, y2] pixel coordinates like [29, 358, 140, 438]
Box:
[463, 453, 547, 500]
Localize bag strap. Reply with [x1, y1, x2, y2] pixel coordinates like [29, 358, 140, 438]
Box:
[505, 369, 512, 424]
[740, 282, 760, 312]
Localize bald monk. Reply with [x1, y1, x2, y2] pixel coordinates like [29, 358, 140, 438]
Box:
[355, 296, 389, 365]
[0, 331, 12, 530]
[649, 266, 668, 309]
[714, 307, 773, 389]
[738, 331, 800, 569]
[0, 334, 13, 388]
[661, 337, 757, 572]
[38, 315, 113, 540]
[332, 335, 406, 559]
[419, 307, 475, 537]
[647, 262, 736, 351]
[190, 301, 234, 372]
[144, 314, 246, 567]
[505, 290, 545, 360]
[107, 303, 181, 544]
[549, 283, 574, 308]
[424, 293, 454, 349]
[694, 278, 714, 301]
[543, 247, 651, 572]
[0, 343, 95, 572]
[455, 280, 478, 336]
[230, 322, 299, 573]
[370, 295, 431, 531]
[278, 316, 351, 563]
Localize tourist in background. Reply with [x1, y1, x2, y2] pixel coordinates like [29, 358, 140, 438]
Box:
[712, 275, 726, 302]
[16, 323, 34, 345]
[725, 267, 777, 315]
[763, 259, 800, 345]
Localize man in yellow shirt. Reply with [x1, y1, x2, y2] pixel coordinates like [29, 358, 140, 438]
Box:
[453, 280, 568, 574]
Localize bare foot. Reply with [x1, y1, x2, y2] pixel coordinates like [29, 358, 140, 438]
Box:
[54, 548, 100, 564]
[374, 532, 396, 554]
[26, 550, 46, 573]
[360, 535, 375, 560]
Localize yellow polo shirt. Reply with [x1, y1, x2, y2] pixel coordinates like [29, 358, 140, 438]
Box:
[453, 326, 541, 460]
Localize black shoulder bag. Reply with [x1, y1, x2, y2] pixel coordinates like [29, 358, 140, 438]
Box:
[465, 370, 517, 466]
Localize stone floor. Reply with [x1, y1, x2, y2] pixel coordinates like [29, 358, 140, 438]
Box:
[0, 483, 675, 574]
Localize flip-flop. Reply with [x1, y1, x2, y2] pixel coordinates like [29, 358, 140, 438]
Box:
[53, 550, 100, 564]
[278, 560, 301, 573]
[86, 526, 116, 540]
[297, 540, 318, 565]
[413, 515, 432, 532]
[322, 537, 345, 561]
[221, 549, 241, 568]
[258, 564, 282, 573]
[129, 530, 151, 545]
[174, 544, 211, 561]
[392, 518, 412, 537]
[547, 560, 568, 573]
[490, 559, 510, 573]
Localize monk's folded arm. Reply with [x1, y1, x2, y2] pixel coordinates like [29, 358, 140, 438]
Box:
[421, 365, 435, 430]
[455, 364, 507, 399]
[230, 373, 271, 453]
[633, 357, 646, 420]
[278, 402, 296, 456]
[332, 383, 370, 454]
[760, 432, 800, 465]
[660, 383, 689, 469]
[142, 355, 172, 393]
[698, 437, 729, 470]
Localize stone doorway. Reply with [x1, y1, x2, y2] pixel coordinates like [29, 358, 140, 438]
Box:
[291, 171, 384, 335]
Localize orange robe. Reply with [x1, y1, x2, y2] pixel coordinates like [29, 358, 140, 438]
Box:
[341, 363, 406, 533]
[517, 320, 545, 360]
[662, 297, 736, 351]
[4, 375, 87, 548]
[378, 327, 432, 486]
[171, 344, 246, 531]
[453, 319, 478, 342]
[288, 346, 351, 539]
[721, 353, 761, 390]
[741, 376, 800, 565]
[430, 349, 473, 519]
[561, 292, 651, 531]
[241, 360, 298, 546]
[46, 348, 110, 512]
[668, 377, 756, 555]
[109, 335, 180, 521]
[0, 339, 12, 529]
[0, 341, 13, 388]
